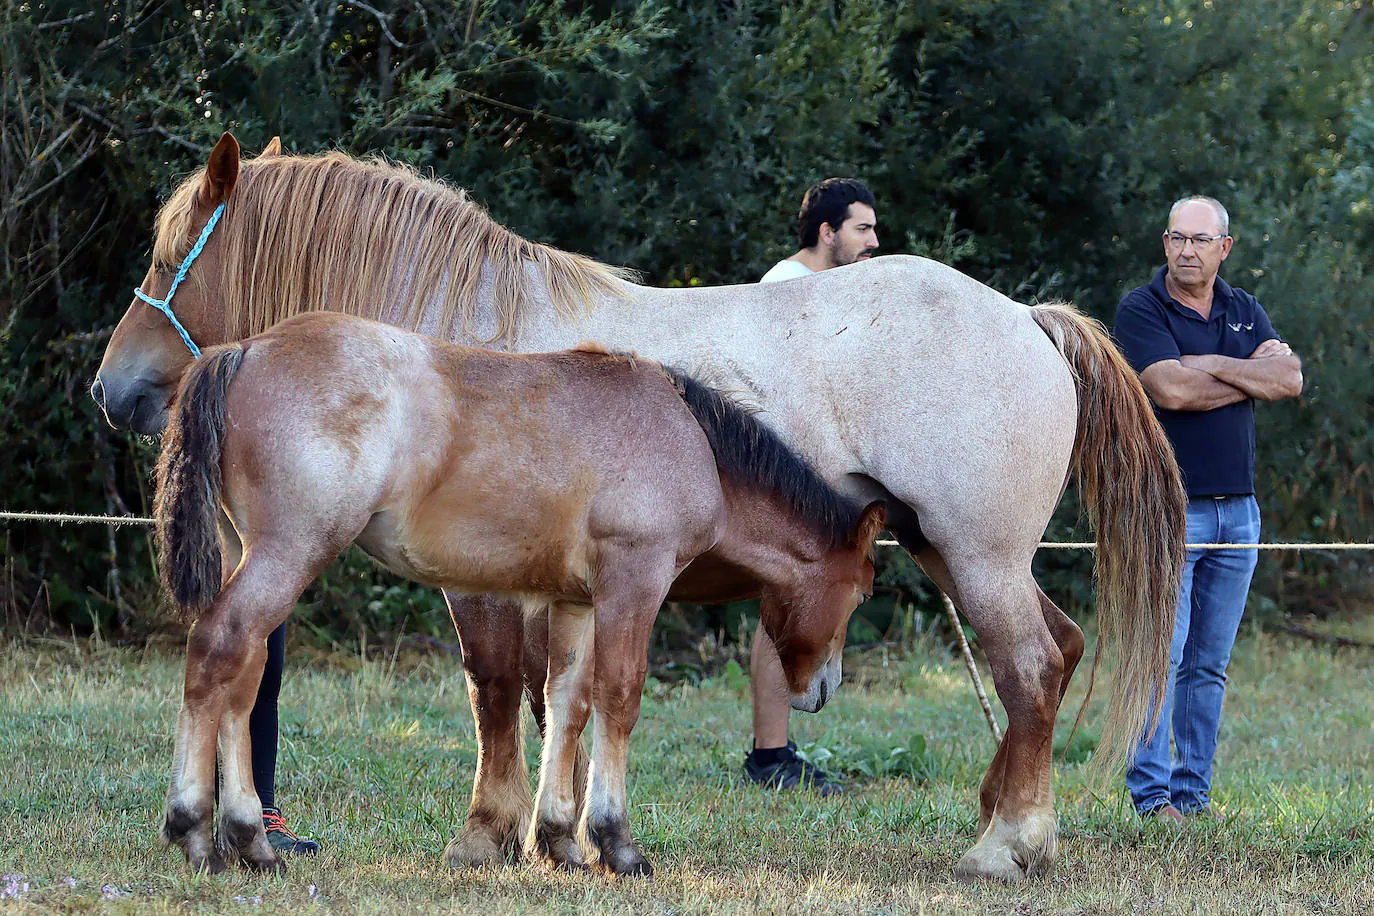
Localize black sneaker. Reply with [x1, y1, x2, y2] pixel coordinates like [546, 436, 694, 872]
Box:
[743, 741, 843, 796]
[262, 807, 321, 856]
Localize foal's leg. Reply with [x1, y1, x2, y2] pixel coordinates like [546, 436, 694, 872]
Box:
[580, 562, 675, 878]
[522, 607, 592, 825]
[444, 592, 533, 868]
[164, 541, 324, 873]
[526, 601, 596, 871]
[944, 561, 1063, 882]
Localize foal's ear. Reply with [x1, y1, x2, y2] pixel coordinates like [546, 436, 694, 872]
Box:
[200, 132, 241, 206]
[851, 500, 888, 549]
[258, 136, 282, 159]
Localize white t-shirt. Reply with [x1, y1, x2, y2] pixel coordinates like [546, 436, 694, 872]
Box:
[759, 259, 814, 283]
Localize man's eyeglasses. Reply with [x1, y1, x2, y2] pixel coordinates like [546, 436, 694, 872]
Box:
[1165, 231, 1228, 250]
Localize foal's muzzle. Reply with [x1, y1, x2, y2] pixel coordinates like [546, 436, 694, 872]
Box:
[791, 654, 843, 714]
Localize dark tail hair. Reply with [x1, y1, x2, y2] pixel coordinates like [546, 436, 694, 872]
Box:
[1031, 302, 1187, 775]
[661, 365, 860, 546]
[153, 345, 246, 620]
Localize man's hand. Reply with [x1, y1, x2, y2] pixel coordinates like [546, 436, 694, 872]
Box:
[1250, 339, 1293, 359]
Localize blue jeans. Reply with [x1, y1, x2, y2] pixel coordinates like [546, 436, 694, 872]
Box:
[1126, 495, 1260, 815]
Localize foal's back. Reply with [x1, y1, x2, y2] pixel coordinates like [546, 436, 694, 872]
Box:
[221, 313, 723, 601]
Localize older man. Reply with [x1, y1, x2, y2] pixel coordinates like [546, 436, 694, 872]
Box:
[1113, 196, 1303, 822]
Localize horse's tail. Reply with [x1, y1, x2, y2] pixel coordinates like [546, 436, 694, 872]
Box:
[660, 365, 860, 546]
[1030, 302, 1186, 775]
[153, 344, 247, 621]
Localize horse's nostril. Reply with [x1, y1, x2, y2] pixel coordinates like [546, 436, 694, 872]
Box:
[818, 679, 829, 707]
[91, 376, 106, 408]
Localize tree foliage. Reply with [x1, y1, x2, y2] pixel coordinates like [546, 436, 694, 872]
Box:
[2, 0, 1370, 638]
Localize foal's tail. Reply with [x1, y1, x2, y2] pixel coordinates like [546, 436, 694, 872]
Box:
[1031, 302, 1186, 775]
[153, 344, 247, 621]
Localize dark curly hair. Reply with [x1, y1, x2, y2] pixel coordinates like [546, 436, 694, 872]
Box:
[797, 178, 876, 248]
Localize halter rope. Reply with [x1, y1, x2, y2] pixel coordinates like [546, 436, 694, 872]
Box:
[132, 201, 225, 359]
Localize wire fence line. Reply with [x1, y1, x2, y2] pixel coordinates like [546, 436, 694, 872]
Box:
[2, 509, 1370, 551]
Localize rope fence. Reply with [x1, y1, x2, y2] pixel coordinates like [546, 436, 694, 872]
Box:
[5, 507, 1369, 745]
[3, 510, 1371, 551]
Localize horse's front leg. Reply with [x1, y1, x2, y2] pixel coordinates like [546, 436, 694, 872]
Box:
[443, 591, 534, 868]
[526, 601, 595, 871]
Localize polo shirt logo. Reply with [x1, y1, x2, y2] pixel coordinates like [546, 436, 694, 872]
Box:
[1228, 321, 1254, 332]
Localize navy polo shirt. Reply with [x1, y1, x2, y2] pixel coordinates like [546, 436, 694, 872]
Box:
[1113, 266, 1280, 498]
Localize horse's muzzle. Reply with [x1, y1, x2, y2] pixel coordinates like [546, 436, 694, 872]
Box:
[92, 372, 169, 435]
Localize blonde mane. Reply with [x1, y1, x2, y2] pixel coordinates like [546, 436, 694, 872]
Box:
[153, 152, 635, 343]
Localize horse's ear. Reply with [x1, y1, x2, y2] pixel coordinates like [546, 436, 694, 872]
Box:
[200, 132, 240, 206]
[851, 500, 887, 550]
[258, 136, 282, 159]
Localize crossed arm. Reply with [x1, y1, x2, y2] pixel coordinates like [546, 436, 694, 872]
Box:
[1140, 339, 1304, 411]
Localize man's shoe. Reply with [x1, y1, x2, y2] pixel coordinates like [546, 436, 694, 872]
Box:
[262, 807, 321, 856]
[743, 741, 843, 797]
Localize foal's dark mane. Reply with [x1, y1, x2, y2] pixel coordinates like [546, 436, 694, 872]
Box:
[663, 366, 862, 547]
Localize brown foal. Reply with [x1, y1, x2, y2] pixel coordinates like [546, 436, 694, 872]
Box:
[155, 312, 880, 876]
[446, 373, 887, 871]
[447, 409, 886, 870]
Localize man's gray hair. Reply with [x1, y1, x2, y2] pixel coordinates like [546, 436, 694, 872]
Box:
[1169, 196, 1230, 235]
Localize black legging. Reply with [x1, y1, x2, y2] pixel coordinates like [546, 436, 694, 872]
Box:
[248, 621, 287, 810]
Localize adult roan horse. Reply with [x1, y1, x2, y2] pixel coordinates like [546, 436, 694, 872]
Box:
[95, 133, 1185, 882]
[154, 311, 881, 875]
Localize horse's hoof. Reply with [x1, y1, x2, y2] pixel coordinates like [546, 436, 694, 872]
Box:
[445, 831, 505, 869]
[954, 845, 1024, 883]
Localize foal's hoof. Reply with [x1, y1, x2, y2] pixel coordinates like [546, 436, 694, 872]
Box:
[239, 850, 286, 874]
[531, 833, 588, 872]
[187, 851, 229, 876]
[600, 845, 653, 879]
[445, 830, 505, 869]
[220, 818, 284, 874]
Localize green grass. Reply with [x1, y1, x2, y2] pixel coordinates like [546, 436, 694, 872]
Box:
[1, 620, 1370, 914]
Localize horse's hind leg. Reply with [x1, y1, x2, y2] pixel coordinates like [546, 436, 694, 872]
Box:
[905, 542, 1009, 841]
[940, 562, 1063, 882]
[1040, 588, 1084, 706]
[443, 592, 534, 869]
[526, 601, 595, 871]
[164, 541, 328, 873]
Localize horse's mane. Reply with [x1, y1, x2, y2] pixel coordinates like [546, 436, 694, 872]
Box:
[154, 151, 636, 344]
[662, 365, 863, 548]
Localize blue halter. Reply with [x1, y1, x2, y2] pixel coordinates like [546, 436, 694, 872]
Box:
[133, 201, 226, 359]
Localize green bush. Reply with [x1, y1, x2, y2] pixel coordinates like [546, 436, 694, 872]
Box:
[2, 0, 1369, 642]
